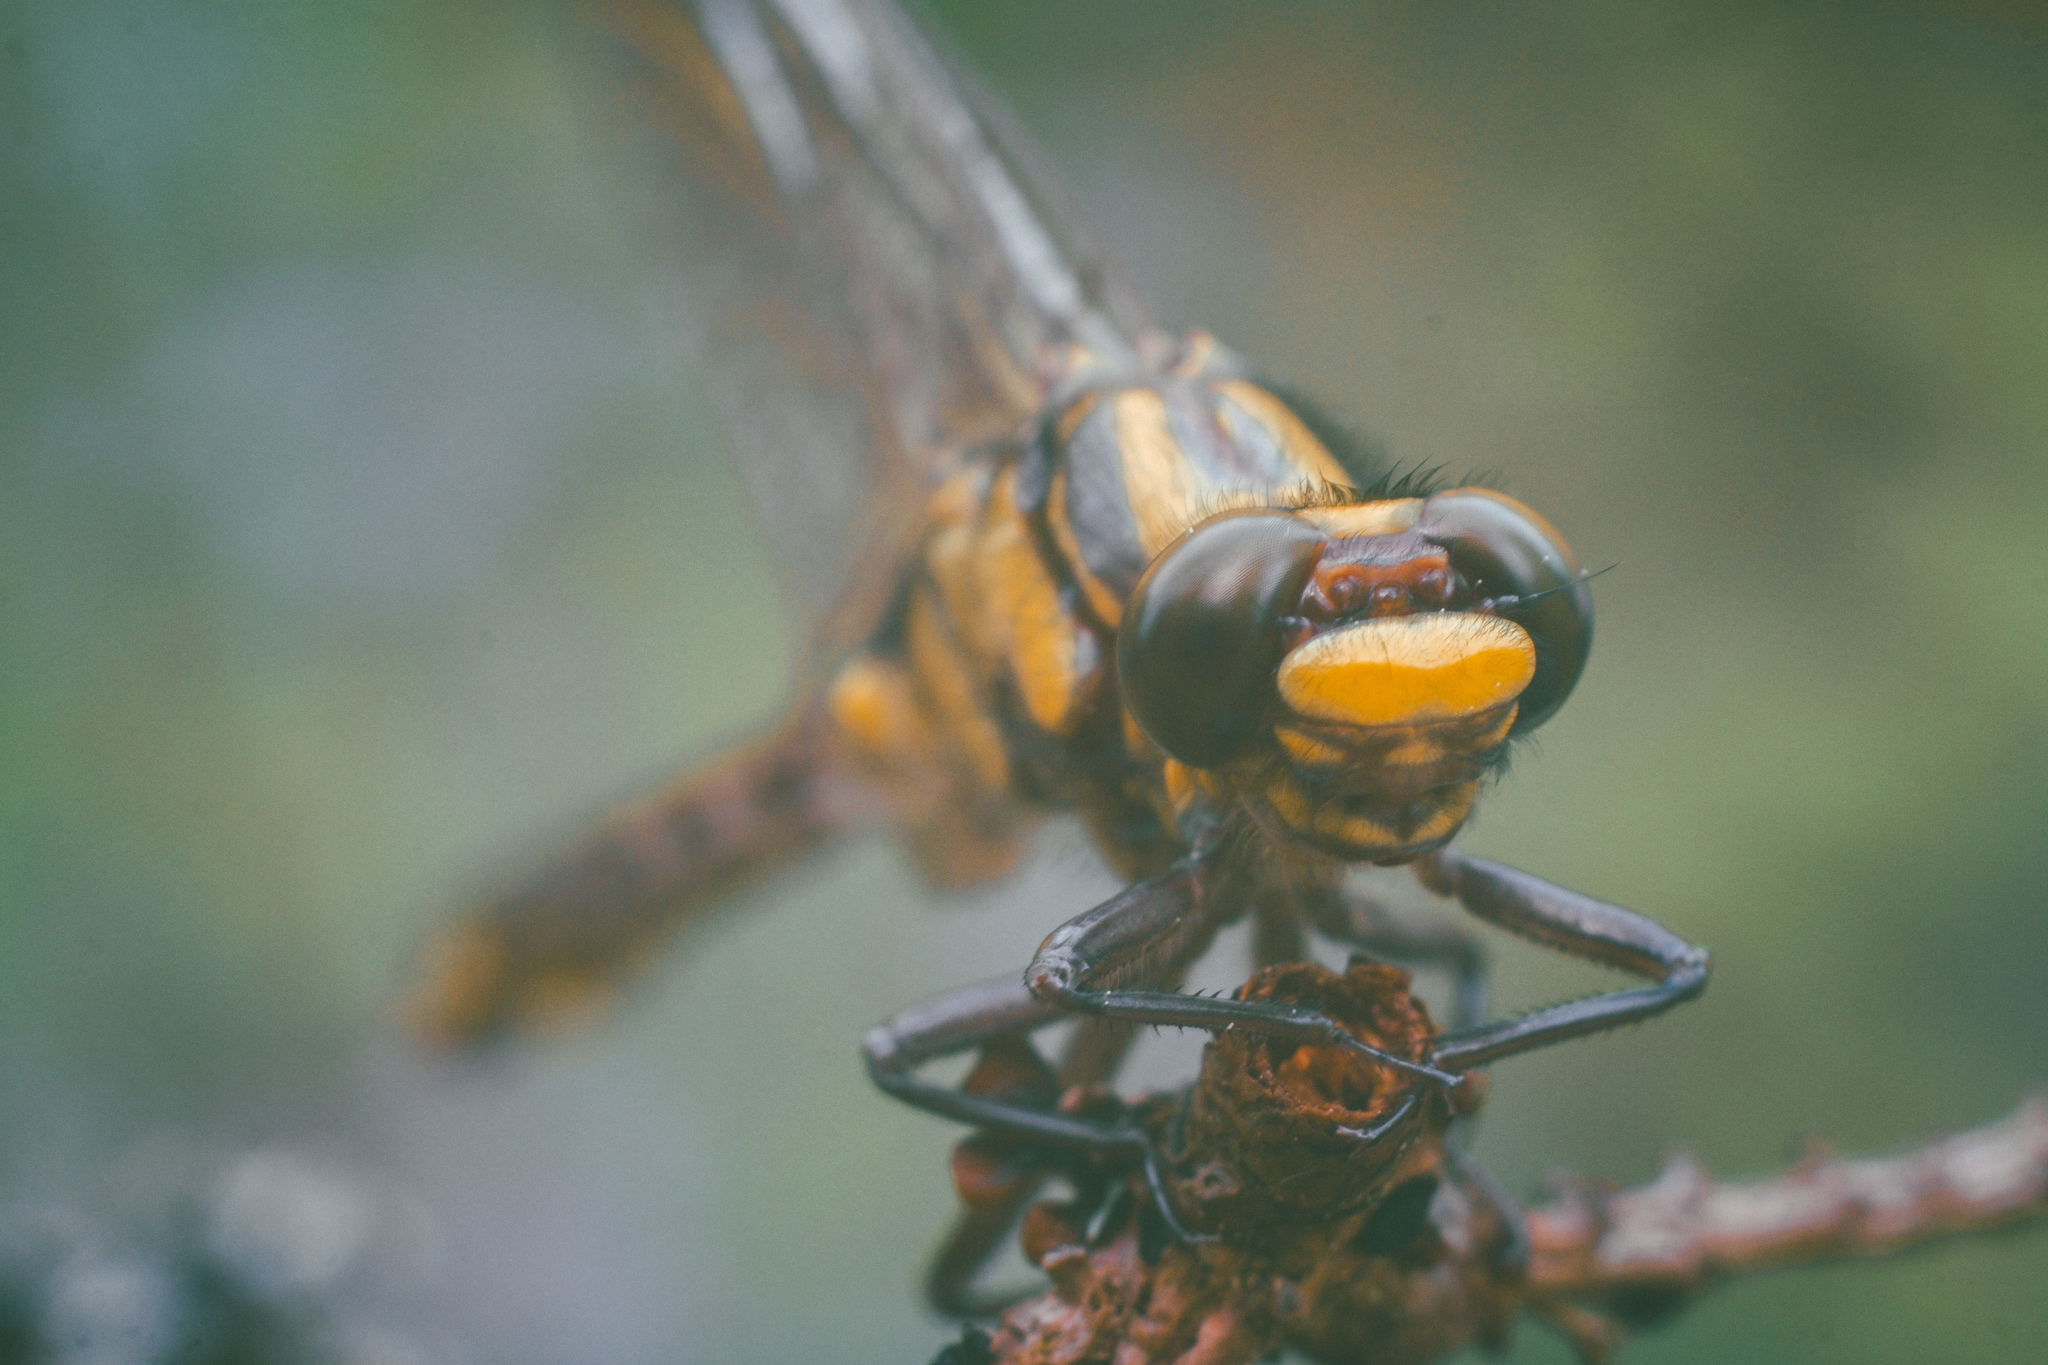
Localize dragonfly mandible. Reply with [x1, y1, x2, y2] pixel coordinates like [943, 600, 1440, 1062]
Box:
[404, 0, 1708, 1311]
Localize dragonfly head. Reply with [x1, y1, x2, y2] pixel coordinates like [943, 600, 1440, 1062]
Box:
[1116, 489, 1593, 862]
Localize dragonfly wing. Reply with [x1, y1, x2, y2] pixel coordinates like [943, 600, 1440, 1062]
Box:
[408, 0, 1167, 1049]
[587, 0, 1164, 672]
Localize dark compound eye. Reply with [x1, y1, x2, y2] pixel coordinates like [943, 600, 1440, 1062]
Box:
[1117, 511, 1324, 770]
[1416, 489, 1593, 733]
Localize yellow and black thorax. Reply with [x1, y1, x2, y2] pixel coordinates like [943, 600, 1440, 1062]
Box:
[826, 335, 1593, 885]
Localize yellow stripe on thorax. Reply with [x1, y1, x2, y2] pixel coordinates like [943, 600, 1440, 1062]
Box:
[975, 466, 1100, 736]
[1112, 388, 1211, 559]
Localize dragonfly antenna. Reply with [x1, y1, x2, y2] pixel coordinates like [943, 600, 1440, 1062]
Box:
[1489, 563, 1617, 610]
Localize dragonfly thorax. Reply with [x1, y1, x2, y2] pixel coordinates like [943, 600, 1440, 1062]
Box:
[825, 338, 1593, 881]
[1016, 350, 1359, 633]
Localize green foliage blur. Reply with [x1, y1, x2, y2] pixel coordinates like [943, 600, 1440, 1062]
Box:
[3, 2, 2044, 1362]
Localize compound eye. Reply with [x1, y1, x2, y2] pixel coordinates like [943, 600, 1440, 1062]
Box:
[1416, 488, 1593, 733]
[1117, 511, 1325, 770]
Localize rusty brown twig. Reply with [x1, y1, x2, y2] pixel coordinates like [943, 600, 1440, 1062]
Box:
[930, 962, 2048, 1365]
[1518, 1093, 2048, 1361]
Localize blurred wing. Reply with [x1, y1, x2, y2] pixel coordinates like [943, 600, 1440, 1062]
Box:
[584, 0, 1163, 673]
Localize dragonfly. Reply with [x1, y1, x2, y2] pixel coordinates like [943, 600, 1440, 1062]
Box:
[406, 0, 1710, 1312]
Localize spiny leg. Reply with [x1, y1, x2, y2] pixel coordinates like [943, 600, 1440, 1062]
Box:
[864, 855, 1238, 1142]
[865, 852, 1251, 1311]
[1401, 849, 1710, 1267]
[1026, 860, 1466, 1093]
[864, 977, 1132, 1151]
[1417, 848, 1710, 1072]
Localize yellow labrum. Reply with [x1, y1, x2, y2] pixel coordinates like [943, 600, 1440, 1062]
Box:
[1277, 613, 1537, 727]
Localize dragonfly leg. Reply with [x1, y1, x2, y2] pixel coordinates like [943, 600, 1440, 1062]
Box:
[863, 977, 1209, 1253]
[867, 855, 1247, 1307]
[863, 976, 1144, 1152]
[1417, 848, 1711, 1073]
[1026, 862, 1467, 1095]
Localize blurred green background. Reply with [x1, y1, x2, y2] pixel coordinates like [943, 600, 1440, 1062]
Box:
[3, 1, 2044, 1362]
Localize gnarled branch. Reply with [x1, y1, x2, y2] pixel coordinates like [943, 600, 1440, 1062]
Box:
[928, 963, 2047, 1365]
[1521, 1097, 2048, 1361]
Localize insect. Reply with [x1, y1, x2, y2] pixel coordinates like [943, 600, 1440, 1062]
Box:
[406, 0, 1709, 1311]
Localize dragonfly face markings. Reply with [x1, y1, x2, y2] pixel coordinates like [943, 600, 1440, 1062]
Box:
[1124, 486, 1593, 864]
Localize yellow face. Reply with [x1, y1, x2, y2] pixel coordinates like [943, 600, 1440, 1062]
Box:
[1261, 609, 1534, 859]
[1120, 491, 1591, 864]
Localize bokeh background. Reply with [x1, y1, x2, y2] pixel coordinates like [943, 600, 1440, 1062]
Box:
[3, 1, 2045, 1362]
